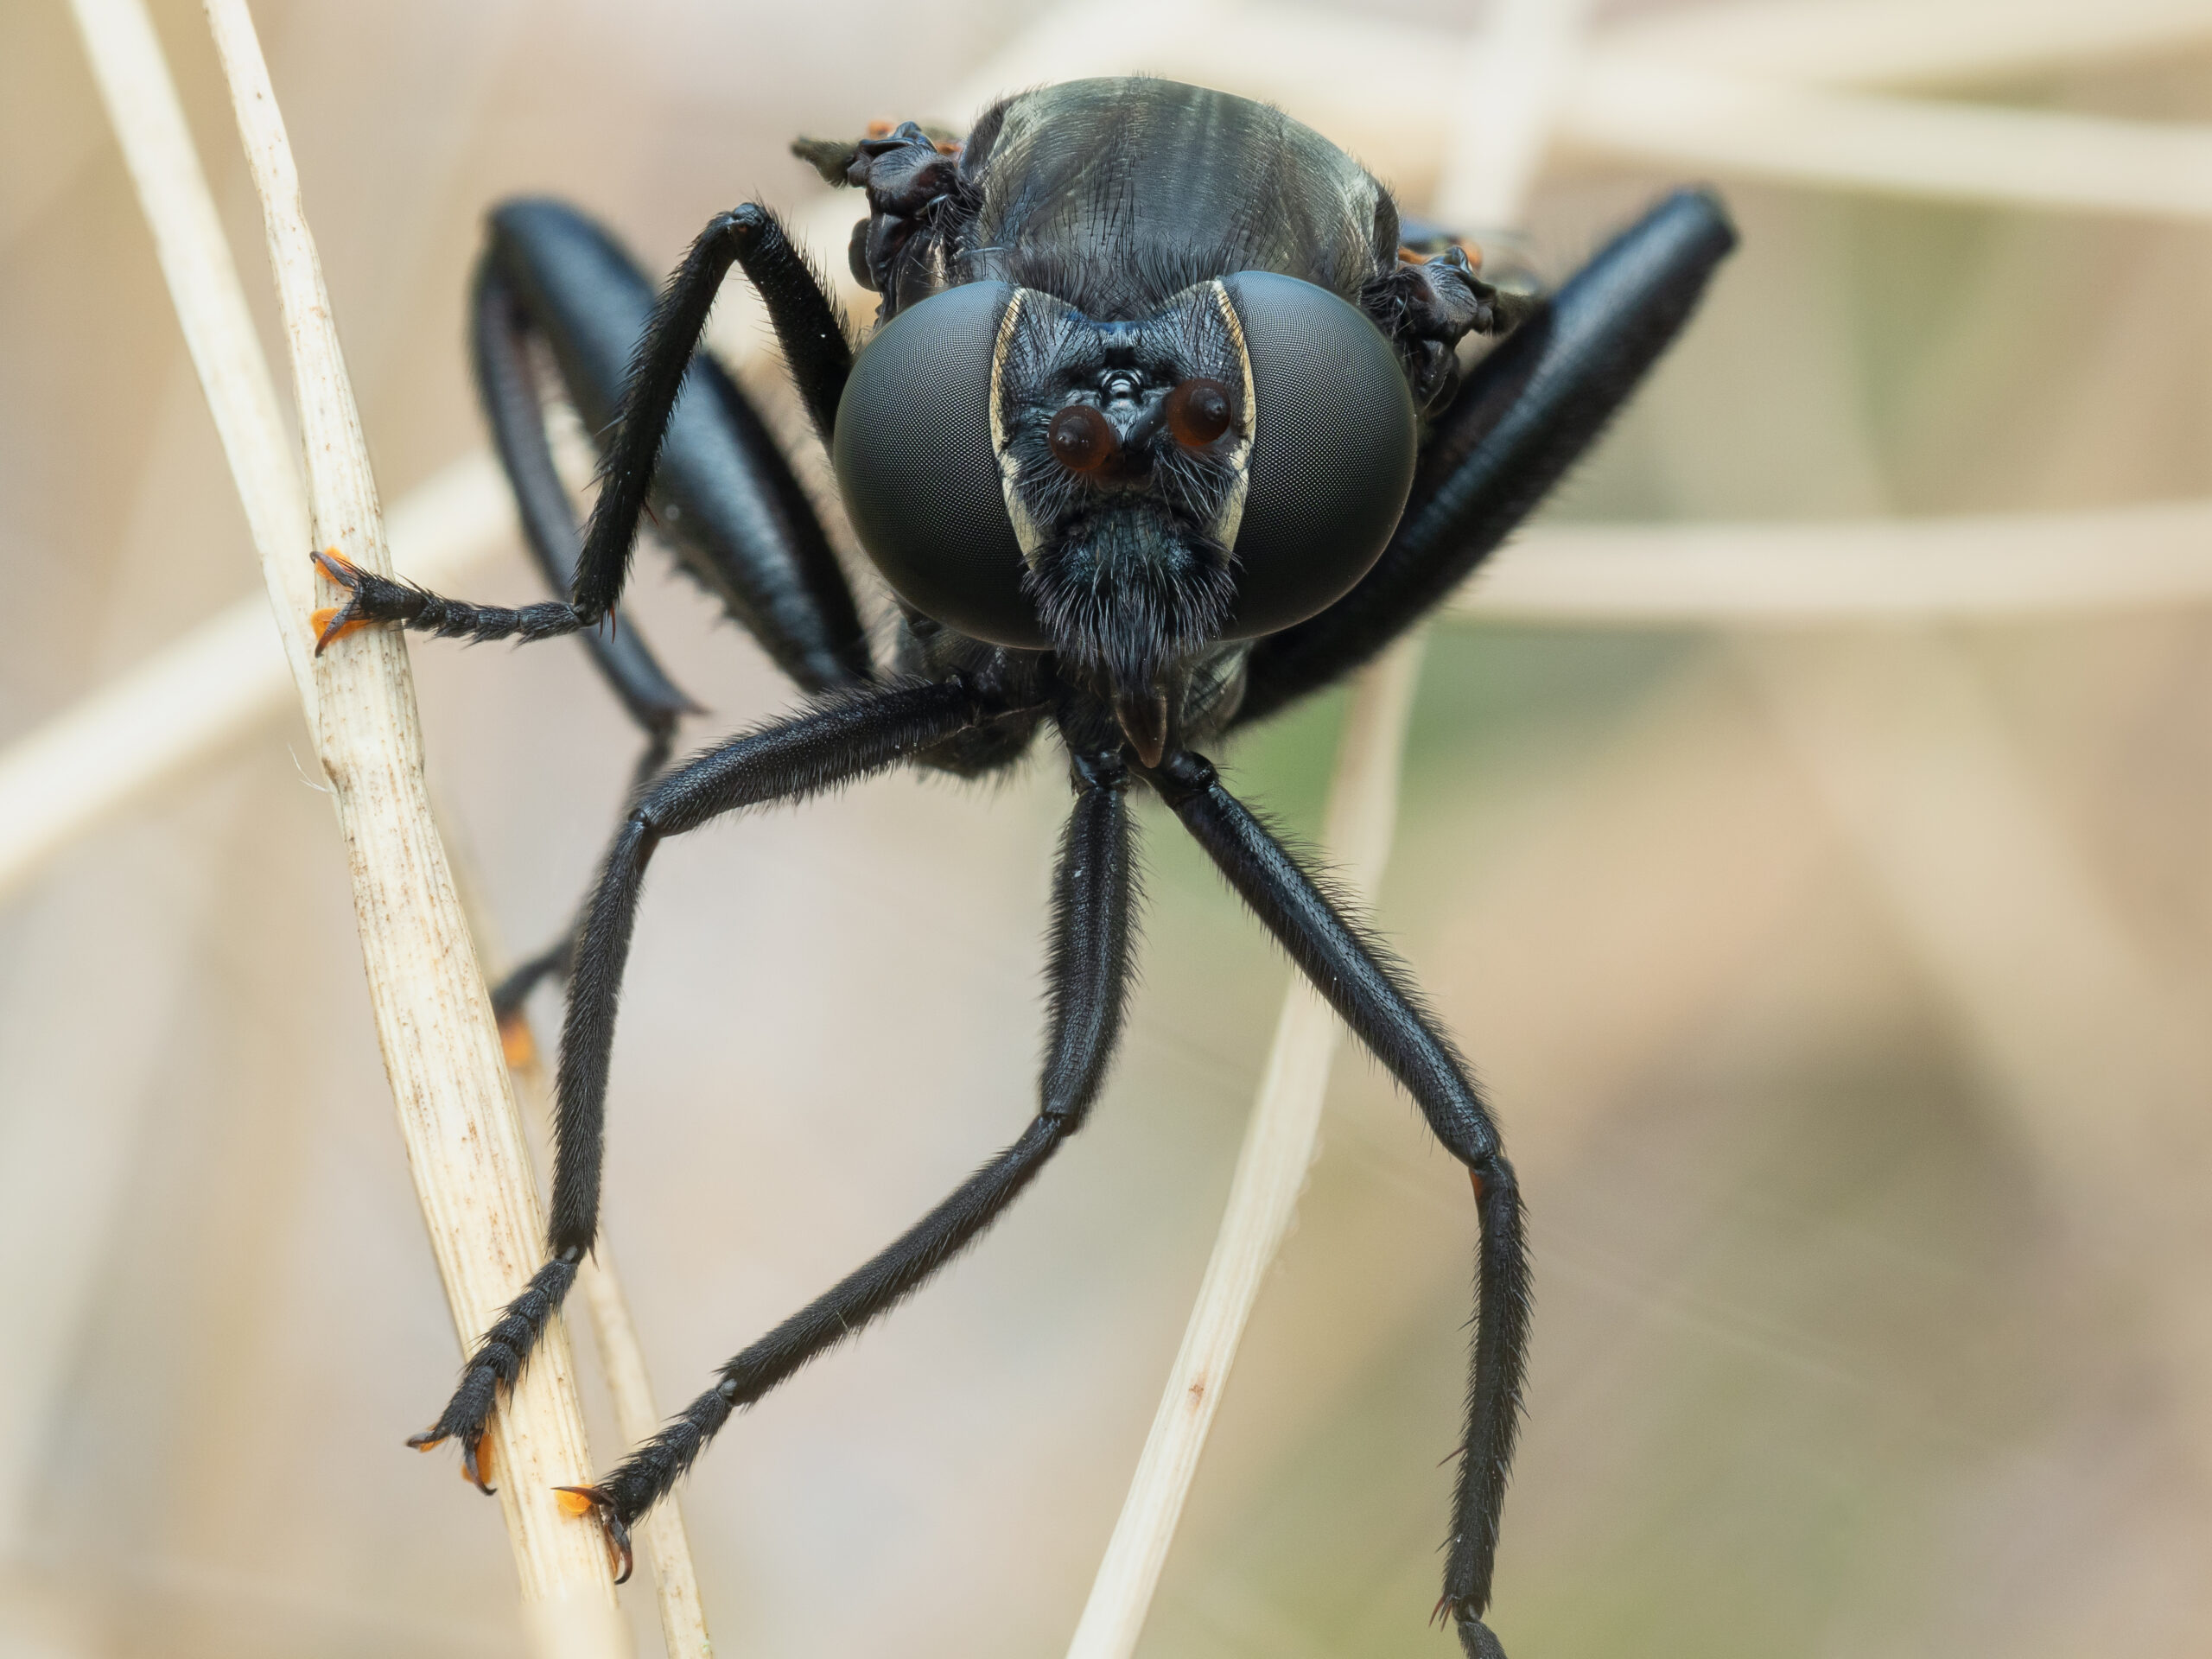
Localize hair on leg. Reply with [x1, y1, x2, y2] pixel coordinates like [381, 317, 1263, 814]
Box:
[555, 747, 1140, 1578]
[1147, 749, 1529, 1658]
[407, 678, 987, 1489]
[473, 251, 698, 733]
[316, 203, 859, 662]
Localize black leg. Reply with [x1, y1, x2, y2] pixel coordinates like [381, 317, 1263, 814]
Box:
[488, 725, 675, 1034]
[473, 247, 699, 737]
[408, 677, 985, 1487]
[555, 748, 1140, 1580]
[1236, 188, 1737, 726]
[1146, 750, 1529, 1659]
[318, 203, 861, 675]
[561, 200, 851, 625]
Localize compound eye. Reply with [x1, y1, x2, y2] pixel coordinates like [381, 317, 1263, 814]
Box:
[1218, 270, 1420, 639]
[831, 280, 1046, 649]
[1048, 404, 1119, 474]
[1165, 378, 1235, 448]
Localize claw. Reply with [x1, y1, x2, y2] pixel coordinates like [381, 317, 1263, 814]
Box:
[406, 1426, 497, 1495]
[308, 605, 366, 647]
[553, 1485, 635, 1584]
[461, 1433, 496, 1494]
[309, 547, 371, 652]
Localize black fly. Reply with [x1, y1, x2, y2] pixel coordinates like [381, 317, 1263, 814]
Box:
[314, 76, 1734, 1656]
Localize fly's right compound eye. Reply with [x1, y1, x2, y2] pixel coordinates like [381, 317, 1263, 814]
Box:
[831, 282, 1047, 649]
[1217, 272, 1420, 639]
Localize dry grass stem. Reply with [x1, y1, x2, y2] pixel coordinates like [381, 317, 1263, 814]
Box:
[70, 3, 626, 1633]
[461, 881, 713, 1659]
[66, 0, 315, 712]
[78, 0, 713, 1637]
[1602, 0, 2212, 90]
[575, 1245, 713, 1658]
[0, 453, 509, 906]
[193, 0, 626, 1644]
[1562, 66, 2212, 224]
[1460, 498, 2212, 624]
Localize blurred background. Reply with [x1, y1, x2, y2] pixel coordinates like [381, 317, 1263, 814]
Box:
[5, 0, 2212, 1654]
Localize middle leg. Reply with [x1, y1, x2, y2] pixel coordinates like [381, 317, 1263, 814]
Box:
[486, 723, 674, 1037]
[556, 747, 1140, 1579]
[409, 677, 988, 1488]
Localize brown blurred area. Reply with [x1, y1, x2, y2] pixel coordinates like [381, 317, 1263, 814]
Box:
[6, 1, 2212, 1655]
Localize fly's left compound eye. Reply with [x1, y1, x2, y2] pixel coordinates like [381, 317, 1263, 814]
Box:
[1165, 378, 1235, 448]
[830, 281, 1047, 649]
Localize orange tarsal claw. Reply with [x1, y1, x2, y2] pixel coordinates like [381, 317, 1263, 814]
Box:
[409, 1425, 497, 1494]
[309, 548, 372, 652]
[458, 1432, 496, 1495]
[466, 1434, 495, 1490]
[309, 606, 369, 647]
[553, 1485, 634, 1583]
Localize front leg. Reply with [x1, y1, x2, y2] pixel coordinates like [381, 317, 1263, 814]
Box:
[1147, 750, 1529, 1658]
[407, 679, 983, 1488]
[314, 202, 850, 650]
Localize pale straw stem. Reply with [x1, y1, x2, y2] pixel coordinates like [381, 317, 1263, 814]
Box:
[1561, 64, 2212, 225]
[175, 0, 626, 1643]
[0, 451, 509, 907]
[576, 1247, 714, 1658]
[1454, 498, 2212, 624]
[1598, 0, 2212, 91]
